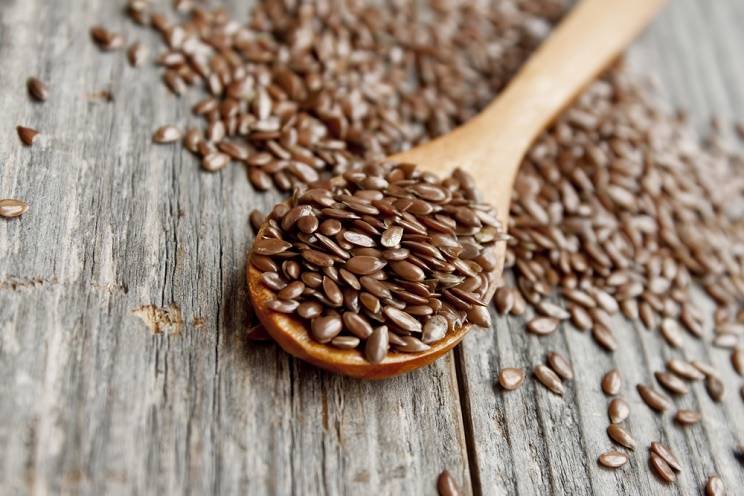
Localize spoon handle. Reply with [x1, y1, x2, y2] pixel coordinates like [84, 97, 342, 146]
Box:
[392, 0, 667, 218]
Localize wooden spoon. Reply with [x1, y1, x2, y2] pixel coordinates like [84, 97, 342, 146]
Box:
[247, 0, 667, 379]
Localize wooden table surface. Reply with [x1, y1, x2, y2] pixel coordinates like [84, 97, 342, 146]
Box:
[1, 1, 743, 495]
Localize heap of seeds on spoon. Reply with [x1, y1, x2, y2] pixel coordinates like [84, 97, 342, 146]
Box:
[86, 0, 744, 492]
[252, 162, 504, 362]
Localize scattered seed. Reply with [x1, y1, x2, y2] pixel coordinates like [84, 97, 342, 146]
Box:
[607, 424, 636, 449]
[598, 451, 628, 469]
[602, 369, 622, 396]
[674, 409, 702, 426]
[608, 398, 630, 424]
[498, 368, 525, 391]
[705, 475, 724, 496]
[27, 77, 48, 102]
[650, 442, 682, 472]
[667, 359, 705, 381]
[127, 42, 147, 66]
[0, 199, 29, 219]
[649, 453, 676, 483]
[654, 371, 689, 395]
[546, 351, 573, 380]
[153, 125, 181, 143]
[705, 375, 725, 402]
[534, 364, 564, 395]
[437, 470, 462, 496]
[527, 316, 559, 336]
[637, 384, 671, 412]
[16, 126, 39, 146]
[90, 26, 124, 51]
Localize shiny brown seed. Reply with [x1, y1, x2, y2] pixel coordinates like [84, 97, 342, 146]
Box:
[17, 126, 39, 146]
[260, 272, 287, 292]
[254, 238, 292, 256]
[345, 256, 387, 275]
[534, 364, 564, 395]
[732, 348, 744, 376]
[570, 305, 593, 331]
[705, 475, 724, 496]
[467, 306, 492, 328]
[608, 398, 630, 424]
[267, 299, 299, 313]
[650, 442, 682, 472]
[527, 316, 559, 336]
[0, 199, 29, 219]
[592, 324, 617, 351]
[537, 301, 570, 320]
[127, 42, 147, 66]
[546, 351, 573, 380]
[499, 368, 525, 391]
[297, 301, 322, 319]
[705, 375, 725, 402]
[598, 451, 628, 469]
[437, 470, 462, 496]
[495, 287, 514, 314]
[202, 152, 230, 172]
[90, 26, 124, 50]
[27, 77, 48, 102]
[394, 336, 430, 353]
[342, 312, 373, 339]
[654, 371, 689, 395]
[607, 424, 635, 449]
[249, 210, 266, 234]
[365, 325, 389, 364]
[311, 314, 343, 343]
[649, 453, 676, 483]
[674, 409, 702, 426]
[637, 384, 671, 412]
[667, 359, 705, 380]
[383, 306, 422, 333]
[153, 125, 181, 143]
[278, 281, 305, 300]
[602, 369, 622, 396]
[390, 260, 426, 282]
[331, 336, 360, 349]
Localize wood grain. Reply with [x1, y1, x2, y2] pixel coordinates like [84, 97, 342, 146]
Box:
[0, 0, 742, 495]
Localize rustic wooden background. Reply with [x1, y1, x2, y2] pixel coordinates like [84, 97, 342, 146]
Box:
[1, 0, 743, 494]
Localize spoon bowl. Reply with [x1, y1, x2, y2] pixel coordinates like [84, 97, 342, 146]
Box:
[247, 0, 667, 379]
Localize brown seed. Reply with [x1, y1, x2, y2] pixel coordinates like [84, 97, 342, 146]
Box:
[365, 325, 389, 364]
[266, 297, 300, 313]
[660, 318, 683, 348]
[344, 256, 387, 275]
[654, 371, 689, 395]
[394, 336, 431, 353]
[527, 316, 559, 336]
[546, 351, 573, 380]
[732, 348, 744, 376]
[202, 153, 230, 172]
[383, 306, 422, 333]
[153, 125, 181, 143]
[277, 281, 305, 300]
[16, 126, 39, 146]
[705, 475, 725, 496]
[601, 369, 622, 396]
[311, 314, 343, 343]
[607, 424, 635, 449]
[342, 312, 373, 339]
[598, 451, 628, 469]
[498, 368, 526, 391]
[27, 77, 48, 102]
[260, 272, 287, 292]
[608, 398, 630, 424]
[467, 306, 492, 328]
[692, 360, 719, 378]
[90, 26, 124, 51]
[592, 324, 617, 351]
[637, 384, 671, 412]
[298, 302, 322, 319]
[674, 409, 702, 426]
[0, 199, 29, 219]
[534, 364, 564, 395]
[649, 453, 676, 483]
[390, 260, 426, 282]
[437, 470, 462, 496]
[667, 359, 705, 381]
[650, 442, 682, 472]
[254, 238, 292, 256]
[127, 42, 147, 66]
[570, 304, 593, 331]
[331, 336, 360, 349]
[249, 210, 266, 234]
[537, 301, 570, 320]
[705, 375, 725, 402]
[302, 250, 335, 268]
[495, 287, 514, 314]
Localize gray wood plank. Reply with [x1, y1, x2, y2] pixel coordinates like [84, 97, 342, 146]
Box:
[459, 1, 744, 495]
[0, 1, 471, 495]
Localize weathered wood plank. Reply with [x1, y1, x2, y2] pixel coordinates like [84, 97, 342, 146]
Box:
[0, 1, 471, 495]
[459, 1, 744, 495]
